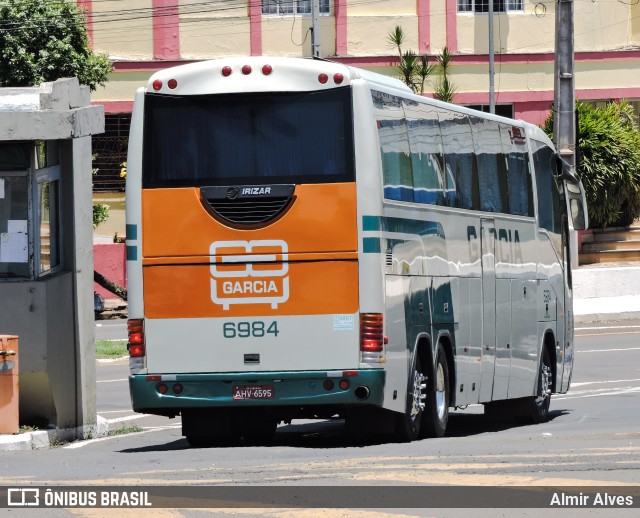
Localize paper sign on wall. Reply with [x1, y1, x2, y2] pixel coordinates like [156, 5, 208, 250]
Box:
[7, 220, 27, 233]
[0, 232, 28, 263]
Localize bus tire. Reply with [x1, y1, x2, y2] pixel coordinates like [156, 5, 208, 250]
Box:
[235, 409, 278, 445]
[423, 343, 450, 438]
[394, 351, 427, 442]
[525, 346, 552, 424]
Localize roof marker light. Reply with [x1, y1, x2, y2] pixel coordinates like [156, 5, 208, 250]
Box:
[152, 79, 163, 91]
[221, 66, 232, 77]
[242, 65, 252, 75]
[262, 64, 273, 75]
[168, 79, 177, 89]
[318, 73, 328, 84]
[333, 73, 344, 84]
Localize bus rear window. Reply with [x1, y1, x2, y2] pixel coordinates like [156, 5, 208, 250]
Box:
[142, 87, 355, 188]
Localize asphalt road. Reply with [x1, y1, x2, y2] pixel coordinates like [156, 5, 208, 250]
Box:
[95, 319, 128, 341]
[1, 323, 639, 516]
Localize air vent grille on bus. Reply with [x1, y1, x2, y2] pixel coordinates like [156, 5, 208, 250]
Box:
[200, 185, 295, 226]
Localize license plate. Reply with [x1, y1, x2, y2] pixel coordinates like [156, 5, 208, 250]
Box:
[232, 385, 274, 400]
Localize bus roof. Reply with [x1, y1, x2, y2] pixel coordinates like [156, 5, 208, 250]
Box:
[146, 56, 410, 96]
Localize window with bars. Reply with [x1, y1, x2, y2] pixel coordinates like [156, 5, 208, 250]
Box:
[262, 0, 331, 15]
[457, 0, 523, 13]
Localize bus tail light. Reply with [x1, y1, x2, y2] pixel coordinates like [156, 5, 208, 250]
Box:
[128, 319, 145, 358]
[360, 313, 384, 352]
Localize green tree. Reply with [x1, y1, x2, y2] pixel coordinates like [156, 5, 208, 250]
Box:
[433, 46, 456, 103]
[387, 26, 435, 95]
[0, 0, 112, 90]
[543, 101, 640, 228]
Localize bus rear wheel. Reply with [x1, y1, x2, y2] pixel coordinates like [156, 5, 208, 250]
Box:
[423, 344, 450, 438]
[394, 352, 427, 442]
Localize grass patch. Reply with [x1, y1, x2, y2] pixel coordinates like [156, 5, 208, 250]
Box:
[96, 339, 128, 359]
[108, 424, 143, 436]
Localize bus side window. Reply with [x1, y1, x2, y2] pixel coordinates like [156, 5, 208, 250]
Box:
[532, 140, 563, 256]
[470, 116, 507, 213]
[403, 101, 446, 206]
[372, 91, 414, 202]
[440, 112, 477, 210]
[500, 124, 534, 217]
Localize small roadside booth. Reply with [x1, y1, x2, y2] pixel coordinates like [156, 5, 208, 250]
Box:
[0, 78, 104, 440]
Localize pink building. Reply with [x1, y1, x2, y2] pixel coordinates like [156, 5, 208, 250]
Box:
[82, 1, 640, 187]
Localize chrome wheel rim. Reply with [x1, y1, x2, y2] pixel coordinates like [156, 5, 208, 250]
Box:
[535, 362, 552, 408]
[410, 369, 427, 423]
[435, 362, 447, 420]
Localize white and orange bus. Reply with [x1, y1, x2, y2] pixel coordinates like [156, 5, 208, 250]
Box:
[126, 57, 588, 445]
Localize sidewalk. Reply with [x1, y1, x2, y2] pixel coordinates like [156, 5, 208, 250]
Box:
[573, 262, 640, 323]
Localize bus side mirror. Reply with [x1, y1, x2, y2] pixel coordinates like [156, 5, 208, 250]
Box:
[555, 155, 588, 231]
[565, 180, 588, 231]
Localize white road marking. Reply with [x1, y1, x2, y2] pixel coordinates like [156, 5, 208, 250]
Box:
[579, 347, 640, 353]
[64, 425, 181, 449]
[556, 386, 640, 400]
[571, 378, 640, 386]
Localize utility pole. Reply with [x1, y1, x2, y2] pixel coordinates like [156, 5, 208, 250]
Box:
[554, 0, 578, 268]
[311, 0, 321, 58]
[488, 0, 495, 113]
[554, 0, 575, 169]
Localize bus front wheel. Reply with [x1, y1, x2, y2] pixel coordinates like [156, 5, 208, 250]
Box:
[525, 346, 552, 424]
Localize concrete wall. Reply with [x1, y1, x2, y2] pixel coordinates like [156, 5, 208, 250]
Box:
[0, 78, 103, 439]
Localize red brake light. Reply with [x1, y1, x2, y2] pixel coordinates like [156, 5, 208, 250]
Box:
[262, 64, 273, 75]
[221, 66, 232, 77]
[318, 73, 328, 84]
[242, 65, 252, 75]
[128, 319, 145, 357]
[360, 313, 384, 352]
[152, 79, 162, 91]
[334, 73, 344, 84]
[168, 79, 177, 89]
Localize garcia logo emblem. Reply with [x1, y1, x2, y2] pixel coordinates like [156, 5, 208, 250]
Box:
[210, 240, 289, 310]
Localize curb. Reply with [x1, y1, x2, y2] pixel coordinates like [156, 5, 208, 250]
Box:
[575, 311, 640, 324]
[0, 417, 110, 452]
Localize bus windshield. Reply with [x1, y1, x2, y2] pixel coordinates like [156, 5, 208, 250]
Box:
[142, 87, 355, 188]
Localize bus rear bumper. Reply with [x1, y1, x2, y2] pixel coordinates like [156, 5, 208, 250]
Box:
[129, 369, 385, 414]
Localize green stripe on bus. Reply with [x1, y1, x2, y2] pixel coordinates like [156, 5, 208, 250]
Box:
[363, 215, 443, 238]
[362, 215, 381, 231]
[126, 245, 138, 261]
[362, 237, 381, 253]
[126, 224, 137, 240]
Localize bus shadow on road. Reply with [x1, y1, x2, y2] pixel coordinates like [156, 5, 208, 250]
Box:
[119, 409, 569, 452]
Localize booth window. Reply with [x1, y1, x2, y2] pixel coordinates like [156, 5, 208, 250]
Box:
[0, 141, 61, 279]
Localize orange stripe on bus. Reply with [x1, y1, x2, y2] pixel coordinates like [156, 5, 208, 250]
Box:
[141, 183, 357, 258]
[143, 260, 359, 318]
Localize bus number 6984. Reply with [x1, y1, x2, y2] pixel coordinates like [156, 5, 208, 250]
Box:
[223, 321, 280, 339]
